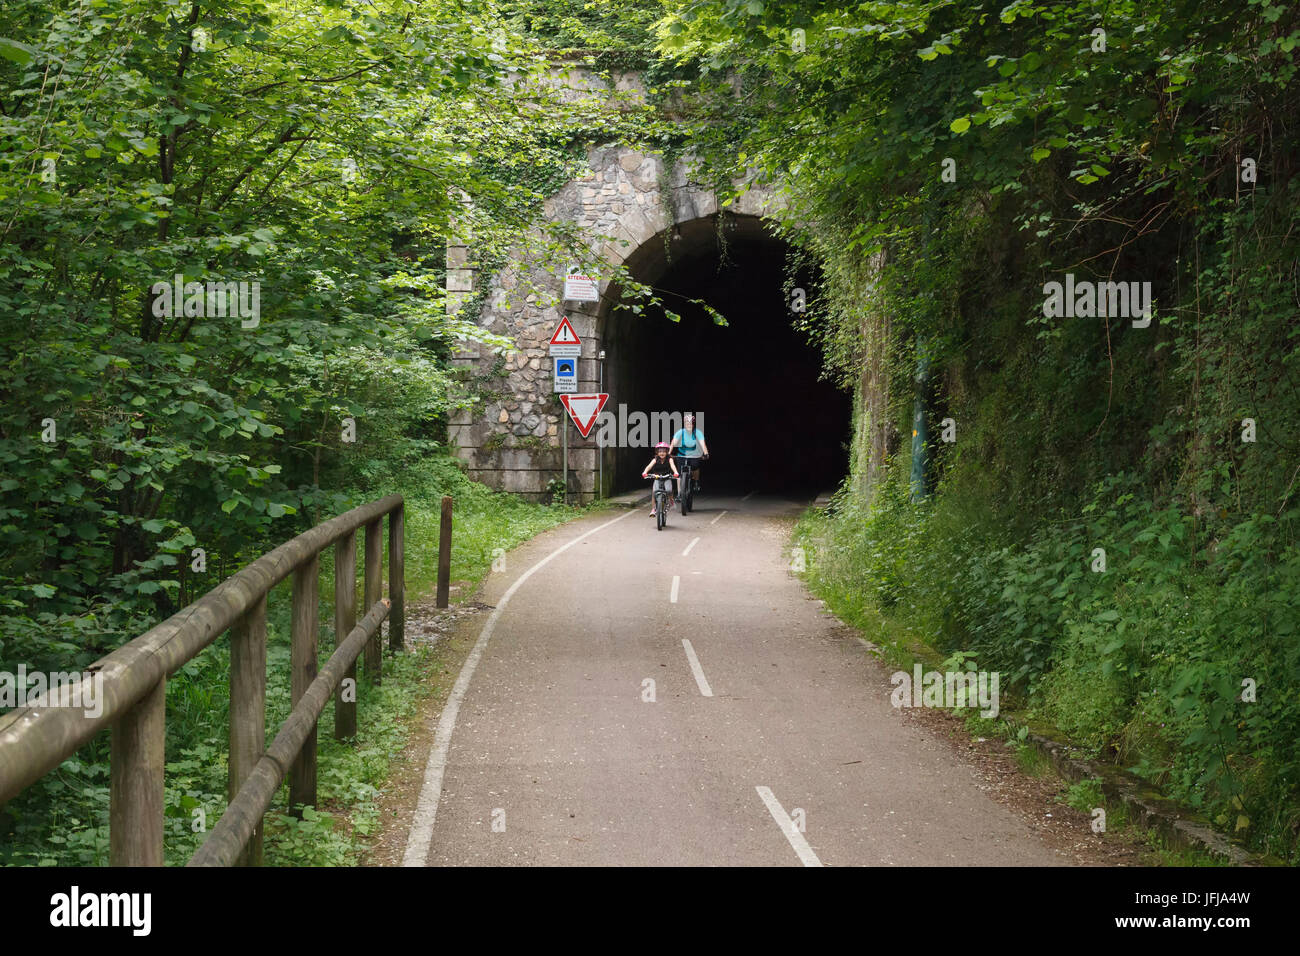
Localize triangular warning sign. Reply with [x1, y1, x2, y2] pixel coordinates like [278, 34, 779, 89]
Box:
[550, 316, 582, 347]
[560, 393, 609, 439]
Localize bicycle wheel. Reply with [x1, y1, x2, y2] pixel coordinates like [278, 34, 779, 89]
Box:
[656, 494, 665, 530]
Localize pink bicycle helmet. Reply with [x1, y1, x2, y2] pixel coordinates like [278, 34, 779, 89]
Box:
[654, 441, 670, 449]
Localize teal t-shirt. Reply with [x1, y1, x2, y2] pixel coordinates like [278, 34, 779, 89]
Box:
[672, 427, 705, 457]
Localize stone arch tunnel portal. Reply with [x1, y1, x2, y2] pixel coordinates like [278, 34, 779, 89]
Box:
[599, 214, 851, 497]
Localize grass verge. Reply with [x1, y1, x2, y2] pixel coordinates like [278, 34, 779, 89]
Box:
[791, 504, 1229, 867]
[1, 459, 589, 866]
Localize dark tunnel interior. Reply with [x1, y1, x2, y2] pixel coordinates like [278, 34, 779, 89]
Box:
[601, 216, 852, 498]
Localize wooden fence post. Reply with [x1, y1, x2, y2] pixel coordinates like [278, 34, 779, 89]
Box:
[109, 676, 165, 866]
[364, 518, 382, 685]
[289, 555, 318, 813]
[437, 495, 452, 608]
[334, 532, 357, 739]
[229, 594, 267, 866]
[389, 504, 405, 651]
[0, 494, 404, 865]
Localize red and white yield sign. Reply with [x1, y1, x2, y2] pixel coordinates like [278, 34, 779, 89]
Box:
[560, 393, 609, 439]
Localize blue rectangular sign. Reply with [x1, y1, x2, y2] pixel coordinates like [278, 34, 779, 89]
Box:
[553, 357, 577, 393]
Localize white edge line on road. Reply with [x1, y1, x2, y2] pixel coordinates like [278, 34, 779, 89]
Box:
[741, 490, 755, 501]
[681, 639, 713, 697]
[670, 575, 680, 603]
[709, 511, 727, 526]
[401, 507, 635, 867]
[755, 786, 822, 867]
[682, 536, 700, 556]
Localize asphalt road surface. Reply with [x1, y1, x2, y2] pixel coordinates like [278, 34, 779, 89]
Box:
[402, 493, 1067, 866]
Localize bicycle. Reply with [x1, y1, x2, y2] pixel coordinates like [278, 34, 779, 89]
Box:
[645, 471, 673, 530]
[674, 456, 702, 515]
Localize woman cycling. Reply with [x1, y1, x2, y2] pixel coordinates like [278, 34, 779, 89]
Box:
[641, 442, 679, 516]
[669, 413, 709, 497]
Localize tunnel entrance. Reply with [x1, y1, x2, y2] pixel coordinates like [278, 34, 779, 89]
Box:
[599, 215, 851, 497]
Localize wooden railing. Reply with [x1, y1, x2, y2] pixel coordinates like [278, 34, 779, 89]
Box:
[0, 494, 406, 866]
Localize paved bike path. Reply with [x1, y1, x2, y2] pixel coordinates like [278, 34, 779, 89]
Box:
[405, 495, 1066, 866]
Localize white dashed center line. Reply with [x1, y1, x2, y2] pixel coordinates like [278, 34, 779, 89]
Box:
[682, 536, 700, 556]
[755, 786, 822, 867]
[681, 639, 713, 697]
[709, 511, 727, 526]
[670, 575, 680, 603]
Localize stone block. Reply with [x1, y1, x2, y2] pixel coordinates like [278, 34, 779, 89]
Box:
[492, 450, 540, 470]
[500, 469, 545, 494]
[630, 159, 659, 191]
[566, 448, 596, 471]
[466, 468, 506, 492]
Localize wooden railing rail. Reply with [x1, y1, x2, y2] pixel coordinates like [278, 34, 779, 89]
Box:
[190, 598, 390, 866]
[0, 494, 406, 866]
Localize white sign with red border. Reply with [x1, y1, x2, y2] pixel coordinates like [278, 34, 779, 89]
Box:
[548, 316, 582, 357]
[560, 393, 609, 439]
[563, 267, 599, 302]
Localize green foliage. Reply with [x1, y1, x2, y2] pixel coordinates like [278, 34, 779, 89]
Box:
[544, 476, 567, 506]
[1064, 778, 1105, 814]
[0, 0, 623, 864]
[799, 472, 1300, 860]
[0, 464, 574, 866]
[0, 0, 621, 668]
[509, 0, 663, 59]
[1014, 741, 1050, 777]
[387, 456, 575, 598]
[682, 0, 1300, 862]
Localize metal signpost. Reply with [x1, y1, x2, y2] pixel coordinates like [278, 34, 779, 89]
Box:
[558, 394, 609, 505]
[549, 318, 583, 503]
[598, 350, 606, 498]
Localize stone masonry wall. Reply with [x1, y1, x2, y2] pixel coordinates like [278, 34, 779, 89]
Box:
[447, 73, 778, 502]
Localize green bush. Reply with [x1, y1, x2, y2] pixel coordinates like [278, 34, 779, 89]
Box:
[798, 472, 1300, 861]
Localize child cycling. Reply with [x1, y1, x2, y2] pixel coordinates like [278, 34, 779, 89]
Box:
[641, 441, 679, 516]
